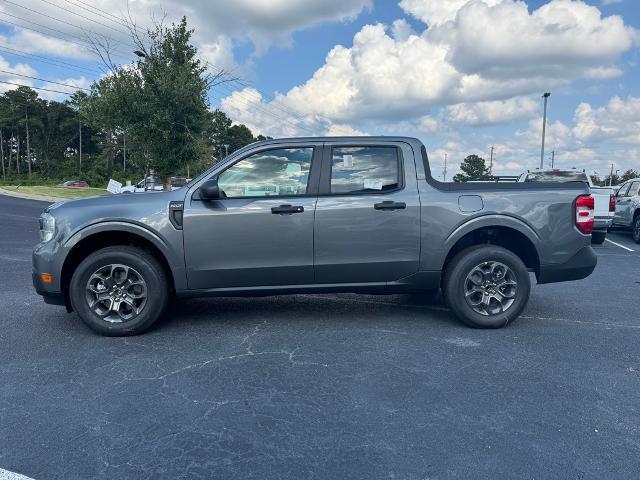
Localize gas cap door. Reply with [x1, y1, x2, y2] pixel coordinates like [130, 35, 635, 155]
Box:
[458, 195, 484, 213]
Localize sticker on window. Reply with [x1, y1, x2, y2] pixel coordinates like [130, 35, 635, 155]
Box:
[342, 154, 353, 168]
[364, 179, 383, 190]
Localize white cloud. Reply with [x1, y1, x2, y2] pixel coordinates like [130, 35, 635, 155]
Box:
[39, 76, 91, 101]
[0, 55, 38, 92]
[324, 123, 367, 136]
[444, 97, 538, 126]
[573, 96, 640, 145]
[223, 0, 636, 134]
[400, 0, 502, 26]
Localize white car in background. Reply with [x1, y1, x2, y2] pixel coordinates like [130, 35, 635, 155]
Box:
[519, 169, 614, 245]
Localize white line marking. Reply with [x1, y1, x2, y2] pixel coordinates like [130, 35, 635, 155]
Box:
[605, 238, 635, 252]
[0, 468, 36, 480]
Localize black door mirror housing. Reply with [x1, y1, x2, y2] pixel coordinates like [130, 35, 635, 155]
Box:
[200, 178, 220, 201]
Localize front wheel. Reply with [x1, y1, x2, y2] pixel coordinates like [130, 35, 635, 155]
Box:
[443, 245, 531, 329]
[69, 246, 169, 336]
[632, 216, 640, 243]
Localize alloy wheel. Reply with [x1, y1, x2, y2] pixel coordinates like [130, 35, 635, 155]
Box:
[85, 264, 148, 323]
[464, 261, 518, 316]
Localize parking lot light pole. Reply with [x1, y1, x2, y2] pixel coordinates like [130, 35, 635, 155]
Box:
[540, 92, 551, 170]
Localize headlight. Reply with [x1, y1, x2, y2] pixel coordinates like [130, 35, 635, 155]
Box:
[39, 212, 56, 242]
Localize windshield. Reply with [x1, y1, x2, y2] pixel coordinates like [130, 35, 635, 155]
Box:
[524, 171, 588, 182]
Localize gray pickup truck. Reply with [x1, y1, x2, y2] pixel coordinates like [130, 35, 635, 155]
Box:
[33, 137, 597, 336]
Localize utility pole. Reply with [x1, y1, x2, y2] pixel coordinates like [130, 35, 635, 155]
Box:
[16, 134, 20, 175]
[25, 110, 31, 178]
[123, 132, 126, 173]
[79, 118, 82, 174]
[550, 150, 555, 169]
[0, 128, 5, 180]
[609, 163, 614, 187]
[224, 144, 229, 157]
[489, 146, 494, 175]
[443, 153, 448, 182]
[540, 92, 551, 170]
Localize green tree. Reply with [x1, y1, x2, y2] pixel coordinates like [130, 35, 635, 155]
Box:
[453, 154, 490, 182]
[84, 17, 212, 177]
[620, 169, 639, 182]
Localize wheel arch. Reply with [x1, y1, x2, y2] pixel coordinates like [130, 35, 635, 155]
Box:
[441, 217, 541, 280]
[61, 224, 177, 311]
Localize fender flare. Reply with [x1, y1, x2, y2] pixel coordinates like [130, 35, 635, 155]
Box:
[63, 221, 182, 270]
[440, 214, 541, 269]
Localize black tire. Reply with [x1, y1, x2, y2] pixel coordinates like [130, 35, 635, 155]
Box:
[69, 246, 169, 336]
[443, 245, 531, 329]
[633, 216, 640, 244]
[591, 231, 606, 245]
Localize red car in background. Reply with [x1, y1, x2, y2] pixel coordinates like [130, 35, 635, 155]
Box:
[61, 180, 90, 188]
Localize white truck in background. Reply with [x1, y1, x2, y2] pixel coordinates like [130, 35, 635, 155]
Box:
[519, 170, 614, 244]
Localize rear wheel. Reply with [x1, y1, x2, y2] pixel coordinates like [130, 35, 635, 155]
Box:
[591, 231, 606, 245]
[69, 246, 169, 336]
[443, 245, 531, 328]
[632, 216, 640, 243]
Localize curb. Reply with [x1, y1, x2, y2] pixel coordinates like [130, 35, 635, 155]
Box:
[0, 187, 65, 203]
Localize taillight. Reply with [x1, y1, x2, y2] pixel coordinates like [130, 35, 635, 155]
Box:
[575, 195, 594, 235]
[609, 194, 616, 212]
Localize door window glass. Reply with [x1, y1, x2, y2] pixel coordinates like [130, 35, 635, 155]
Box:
[626, 182, 640, 197]
[218, 148, 313, 198]
[330, 146, 400, 194]
[617, 183, 630, 197]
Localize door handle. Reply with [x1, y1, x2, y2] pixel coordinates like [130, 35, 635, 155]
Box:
[374, 201, 406, 210]
[271, 204, 304, 214]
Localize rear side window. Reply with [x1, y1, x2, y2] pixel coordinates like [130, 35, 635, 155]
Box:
[330, 146, 400, 194]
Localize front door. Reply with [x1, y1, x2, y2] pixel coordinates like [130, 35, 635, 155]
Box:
[313, 142, 421, 284]
[183, 145, 320, 290]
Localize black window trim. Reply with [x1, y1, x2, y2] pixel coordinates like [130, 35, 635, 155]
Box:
[193, 144, 322, 201]
[318, 144, 405, 197]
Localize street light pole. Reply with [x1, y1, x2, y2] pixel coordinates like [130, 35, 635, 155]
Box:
[540, 92, 551, 170]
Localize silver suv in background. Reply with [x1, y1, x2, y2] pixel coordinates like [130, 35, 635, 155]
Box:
[519, 169, 614, 245]
[612, 178, 640, 242]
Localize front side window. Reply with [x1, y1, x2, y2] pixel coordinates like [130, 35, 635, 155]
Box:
[617, 183, 631, 197]
[330, 146, 400, 194]
[626, 181, 640, 197]
[217, 148, 313, 198]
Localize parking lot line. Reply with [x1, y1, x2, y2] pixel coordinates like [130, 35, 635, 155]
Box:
[605, 238, 635, 252]
[0, 468, 35, 480]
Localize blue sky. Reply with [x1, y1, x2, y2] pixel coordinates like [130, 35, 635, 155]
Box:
[0, 0, 638, 178]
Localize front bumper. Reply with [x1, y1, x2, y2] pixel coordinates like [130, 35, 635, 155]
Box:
[537, 246, 597, 284]
[32, 271, 64, 305]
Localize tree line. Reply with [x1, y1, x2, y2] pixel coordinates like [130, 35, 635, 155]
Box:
[0, 17, 266, 187]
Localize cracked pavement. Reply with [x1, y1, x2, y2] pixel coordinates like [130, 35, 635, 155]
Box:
[1, 194, 639, 479]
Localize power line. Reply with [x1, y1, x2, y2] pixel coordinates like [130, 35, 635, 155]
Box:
[0, 44, 100, 75]
[0, 69, 90, 91]
[0, 9, 98, 46]
[0, 79, 74, 95]
[0, 15, 95, 51]
[35, 0, 132, 38]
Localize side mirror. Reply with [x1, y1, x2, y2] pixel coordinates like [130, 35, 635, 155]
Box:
[200, 178, 220, 201]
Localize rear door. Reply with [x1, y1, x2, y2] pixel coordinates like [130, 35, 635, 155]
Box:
[313, 141, 421, 284]
[183, 143, 321, 290]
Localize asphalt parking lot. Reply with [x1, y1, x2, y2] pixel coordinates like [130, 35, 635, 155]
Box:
[1, 193, 639, 480]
